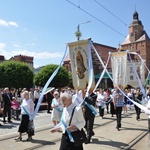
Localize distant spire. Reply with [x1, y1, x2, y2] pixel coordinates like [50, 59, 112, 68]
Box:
[133, 3, 139, 20]
[133, 11, 139, 20]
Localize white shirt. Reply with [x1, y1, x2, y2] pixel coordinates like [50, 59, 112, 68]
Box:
[60, 103, 85, 133]
[21, 98, 35, 118]
[97, 93, 106, 108]
[34, 90, 40, 99]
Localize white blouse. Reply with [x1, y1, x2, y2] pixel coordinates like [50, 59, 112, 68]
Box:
[21, 98, 35, 118]
[60, 103, 85, 133]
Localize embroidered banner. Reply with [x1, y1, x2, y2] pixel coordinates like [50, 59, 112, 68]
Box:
[111, 51, 127, 87]
[126, 61, 145, 88]
[68, 39, 95, 90]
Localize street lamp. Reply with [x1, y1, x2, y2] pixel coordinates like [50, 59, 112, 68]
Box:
[75, 21, 91, 41]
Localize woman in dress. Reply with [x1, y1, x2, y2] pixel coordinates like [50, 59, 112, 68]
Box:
[51, 91, 63, 126]
[15, 90, 35, 141]
[96, 89, 106, 119]
[51, 93, 85, 150]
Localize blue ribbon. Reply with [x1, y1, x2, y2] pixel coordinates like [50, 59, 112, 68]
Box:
[52, 99, 63, 112]
[22, 106, 30, 117]
[31, 45, 68, 120]
[61, 111, 73, 142]
[84, 101, 98, 115]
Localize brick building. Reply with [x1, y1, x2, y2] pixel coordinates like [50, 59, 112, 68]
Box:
[9, 55, 34, 70]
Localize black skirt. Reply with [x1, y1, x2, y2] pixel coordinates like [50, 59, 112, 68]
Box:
[59, 132, 83, 150]
[18, 115, 29, 133]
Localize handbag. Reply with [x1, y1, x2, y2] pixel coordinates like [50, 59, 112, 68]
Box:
[27, 120, 35, 137]
[69, 106, 87, 146]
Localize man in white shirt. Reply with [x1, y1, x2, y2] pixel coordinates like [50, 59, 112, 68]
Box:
[34, 88, 40, 109]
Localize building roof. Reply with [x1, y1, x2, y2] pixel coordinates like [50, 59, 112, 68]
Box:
[136, 31, 150, 42]
[122, 30, 150, 45]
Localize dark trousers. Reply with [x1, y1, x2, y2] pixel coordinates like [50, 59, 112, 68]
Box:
[59, 132, 83, 150]
[98, 106, 104, 117]
[47, 101, 51, 113]
[134, 105, 141, 119]
[106, 103, 109, 113]
[3, 105, 11, 121]
[34, 98, 38, 109]
[85, 116, 95, 140]
[116, 107, 122, 128]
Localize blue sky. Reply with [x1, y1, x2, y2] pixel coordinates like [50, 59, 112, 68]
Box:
[0, 0, 150, 68]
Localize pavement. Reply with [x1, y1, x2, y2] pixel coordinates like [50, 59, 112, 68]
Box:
[0, 107, 150, 150]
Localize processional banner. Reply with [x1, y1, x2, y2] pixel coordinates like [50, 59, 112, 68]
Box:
[126, 61, 145, 87]
[68, 39, 95, 90]
[111, 51, 127, 87]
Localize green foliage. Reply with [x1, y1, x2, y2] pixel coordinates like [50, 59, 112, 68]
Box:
[34, 64, 70, 88]
[0, 61, 34, 88]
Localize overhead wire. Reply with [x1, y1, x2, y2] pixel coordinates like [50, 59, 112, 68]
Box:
[66, 0, 126, 38]
[94, 0, 128, 26]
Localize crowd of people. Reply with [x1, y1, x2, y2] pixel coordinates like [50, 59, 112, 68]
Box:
[0, 86, 150, 149]
[0, 87, 41, 126]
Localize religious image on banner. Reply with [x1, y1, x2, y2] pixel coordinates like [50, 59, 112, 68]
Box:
[68, 39, 95, 90]
[126, 61, 145, 87]
[111, 51, 127, 87]
[76, 50, 86, 79]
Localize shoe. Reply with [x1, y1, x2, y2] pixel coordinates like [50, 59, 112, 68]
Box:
[116, 127, 120, 131]
[91, 131, 95, 137]
[136, 116, 140, 120]
[3, 120, 6, 123]
[0, 123, 2, 126]
[8, 120, 13, 123]
[26, 137, 32, 141]
[85, 140, 91, 144]
[15, 137, 22, 142]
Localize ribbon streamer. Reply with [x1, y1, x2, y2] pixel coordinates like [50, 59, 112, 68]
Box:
[92, 44, 150, 114]
[31, 45, 68, 120]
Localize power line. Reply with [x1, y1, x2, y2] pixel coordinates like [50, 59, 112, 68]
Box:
[94, 0, 128, 26]
[66, 0, 126, 38]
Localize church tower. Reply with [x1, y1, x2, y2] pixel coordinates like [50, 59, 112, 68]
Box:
[121, 11, 150, 71]
[129, 11, 144, 42]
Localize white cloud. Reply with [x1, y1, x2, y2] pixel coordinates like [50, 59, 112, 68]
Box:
[11, 49, 63, 59]
[0, 19, 18, 27]
[8, 21, 18, 27]
[0, 44, 63, 59]
[0, 43, 63, 68]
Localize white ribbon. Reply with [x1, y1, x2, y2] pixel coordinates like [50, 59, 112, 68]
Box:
[92, 44, 150, 115]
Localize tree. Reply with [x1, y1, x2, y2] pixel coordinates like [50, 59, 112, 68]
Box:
[0, 61, 34, 88]
[34, 64, 70, 88]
